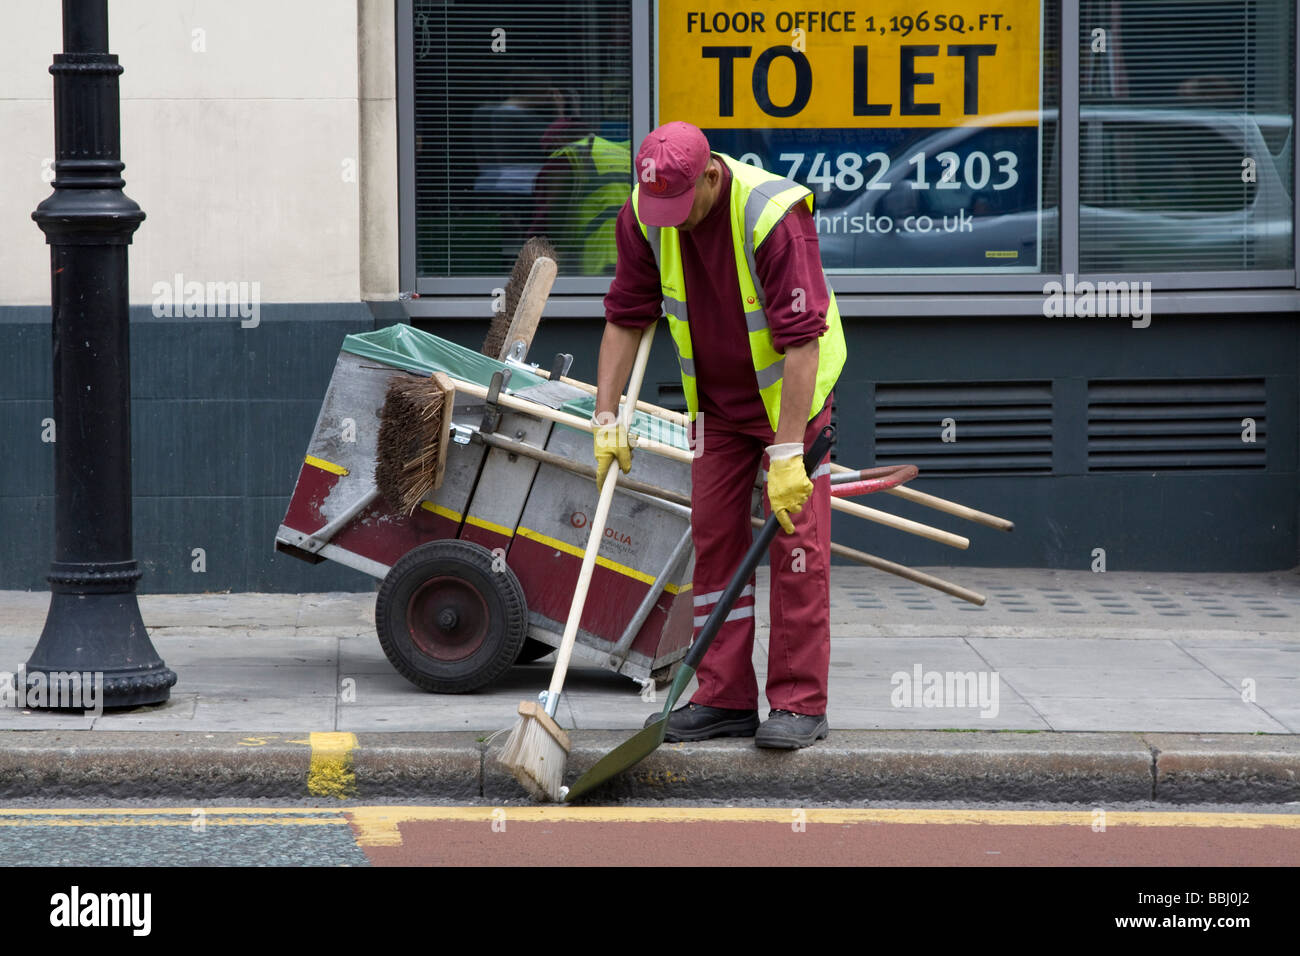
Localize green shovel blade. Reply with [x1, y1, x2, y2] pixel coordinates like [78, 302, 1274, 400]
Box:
[563, 663, 696, 802]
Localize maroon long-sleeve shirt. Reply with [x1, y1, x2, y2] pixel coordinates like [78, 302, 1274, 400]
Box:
[603, 156, 830, 425]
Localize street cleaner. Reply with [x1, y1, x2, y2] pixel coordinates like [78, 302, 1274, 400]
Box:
[593, 121, 847, 749]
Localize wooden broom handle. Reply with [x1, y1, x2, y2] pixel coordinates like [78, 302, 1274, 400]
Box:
[829, 462, 1014, 532]
[449, 376, 973, 549]
[556, 374, 688, 427]
[545, 321, 658, 701]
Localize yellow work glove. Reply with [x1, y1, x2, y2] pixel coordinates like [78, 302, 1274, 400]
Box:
[766, 443, 813, 535]
[593, 414, 632, 489]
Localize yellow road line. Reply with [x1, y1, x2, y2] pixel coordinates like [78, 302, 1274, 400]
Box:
[0, 808, 337, 817]
[0, 807, 1290, 848]
[0, 817, 347, 828]
[346, 806, 1300, 847]
[304, 455, 348, 476]
[307, 732, 358, 799]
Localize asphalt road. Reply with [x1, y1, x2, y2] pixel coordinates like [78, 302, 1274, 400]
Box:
[0, 802, 1295, 867]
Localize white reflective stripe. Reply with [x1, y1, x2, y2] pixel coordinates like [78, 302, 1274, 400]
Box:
[693, 604, 756, 627]
[669, 334, 696, 377]
[743, 307, 768, 333]
[742, 177, 800, 246]
[646, 224, 661, 270]
[754, 357, 784, 390]
[741, 175, 803, 311]
[693, 584, 754, 606]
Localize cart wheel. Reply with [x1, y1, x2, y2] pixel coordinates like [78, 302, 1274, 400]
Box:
[515, 638, 554, 664]
[376, 540, 527, 693]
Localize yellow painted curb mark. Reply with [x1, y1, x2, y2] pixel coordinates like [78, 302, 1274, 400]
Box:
[308, 732, 358, 799]
[305, 455, 348, 476]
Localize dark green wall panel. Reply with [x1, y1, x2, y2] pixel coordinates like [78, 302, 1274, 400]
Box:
[0, 306, 1296, 593]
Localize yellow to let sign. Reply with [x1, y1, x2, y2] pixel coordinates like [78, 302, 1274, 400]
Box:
[658, 1, 1041, 129]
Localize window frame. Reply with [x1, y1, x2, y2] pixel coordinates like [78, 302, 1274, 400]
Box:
[397, 0, 1300, 315]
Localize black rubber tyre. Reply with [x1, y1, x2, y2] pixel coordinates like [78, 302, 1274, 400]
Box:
[375, 539, 527, 693]
[514, 638, 555, 664]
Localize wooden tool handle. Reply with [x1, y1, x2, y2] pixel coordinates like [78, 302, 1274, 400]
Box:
[831, 496, 970, 550]
[556, 374, 689, 427]
[828, 541, 987, 605]
[829, 462, 1014, 532]
[452, 374, 978, 548]
[545, 321, 658, 702]
[887, 484, 1015, 532]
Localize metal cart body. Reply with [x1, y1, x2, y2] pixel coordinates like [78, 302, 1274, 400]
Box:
[275, 326, 696, 689]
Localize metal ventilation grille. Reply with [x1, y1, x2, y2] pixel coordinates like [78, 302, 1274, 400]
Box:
[874, 382, 1053, 475]
[1087, 379, 1267, 471]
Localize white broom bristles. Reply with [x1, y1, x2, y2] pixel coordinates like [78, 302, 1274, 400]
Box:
[497, 703, 571, 802]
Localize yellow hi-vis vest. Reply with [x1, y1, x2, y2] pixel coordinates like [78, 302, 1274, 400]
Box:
[549, 135, 632, 274]
[631, 152, 847, 431]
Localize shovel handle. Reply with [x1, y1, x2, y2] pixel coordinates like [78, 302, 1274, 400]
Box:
[682, 425, 836, 673]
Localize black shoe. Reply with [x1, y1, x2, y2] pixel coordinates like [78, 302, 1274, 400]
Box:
[755, 709, 830, 749]
[643, 702, 759, 742]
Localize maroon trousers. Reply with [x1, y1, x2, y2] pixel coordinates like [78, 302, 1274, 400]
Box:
[687, 400, 833, 715]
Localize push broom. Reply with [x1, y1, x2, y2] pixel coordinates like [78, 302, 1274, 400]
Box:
[374, 237, 557, 515]
[498, 321, 658, 800]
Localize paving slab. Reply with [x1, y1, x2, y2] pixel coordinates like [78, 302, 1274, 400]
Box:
[1025, 697, 1289, 734]
[0, 567, 1296, 802]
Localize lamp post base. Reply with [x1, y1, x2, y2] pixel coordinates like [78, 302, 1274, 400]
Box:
[25, 565, 177, 710]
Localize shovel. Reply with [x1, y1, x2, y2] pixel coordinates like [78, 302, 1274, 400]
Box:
[562, 424, 837, 802]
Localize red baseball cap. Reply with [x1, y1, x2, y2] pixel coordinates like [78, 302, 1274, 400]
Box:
[635, 121, 711, 227]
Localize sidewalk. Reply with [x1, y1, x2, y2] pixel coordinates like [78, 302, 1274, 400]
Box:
[0, 566, 1297, 803]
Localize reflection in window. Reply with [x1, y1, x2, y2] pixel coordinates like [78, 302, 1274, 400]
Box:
[1079, 0, 1295, 271]
[413, 1, 633, 278]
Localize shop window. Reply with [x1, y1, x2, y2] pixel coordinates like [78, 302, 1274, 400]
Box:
[1079, 0, 1295, 272]
[412, 1, 634, 278]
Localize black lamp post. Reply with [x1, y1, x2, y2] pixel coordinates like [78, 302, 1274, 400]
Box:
[28, 0, 176, 708]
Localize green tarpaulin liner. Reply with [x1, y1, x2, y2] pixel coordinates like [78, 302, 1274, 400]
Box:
[343, 324, 690, 453]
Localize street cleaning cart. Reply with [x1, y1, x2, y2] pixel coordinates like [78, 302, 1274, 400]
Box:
[275, 325, 697, 693]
